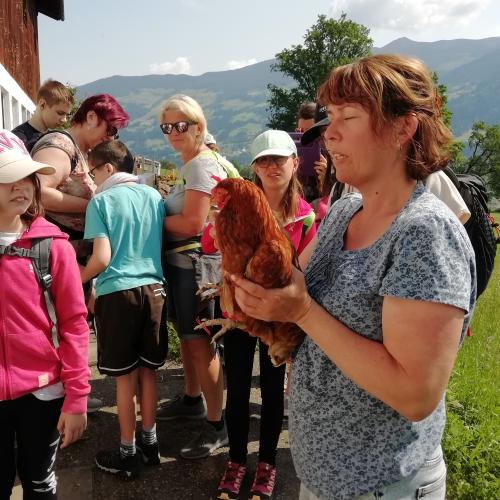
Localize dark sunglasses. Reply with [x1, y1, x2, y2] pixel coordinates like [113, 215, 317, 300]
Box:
[106, 123, 119, 139]
[159, 121, 196, 135]
[253, 155, 291, 168]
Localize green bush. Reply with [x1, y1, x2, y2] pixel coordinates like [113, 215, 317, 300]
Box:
[167, 322, 181, 361]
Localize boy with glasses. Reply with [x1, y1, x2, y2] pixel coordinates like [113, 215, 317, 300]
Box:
[80, 140, 167, 478]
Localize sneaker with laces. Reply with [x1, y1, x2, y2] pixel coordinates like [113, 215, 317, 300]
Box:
[180, 422, 228, 459]
[157, 394, 207, 421]
[249, 462, 276, 499]
[95, 449, 140, 479]
[135, 432, 160, 466]
[216, 461, 247, 500]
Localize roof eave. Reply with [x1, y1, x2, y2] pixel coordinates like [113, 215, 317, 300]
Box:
[37, 0, 65, 21]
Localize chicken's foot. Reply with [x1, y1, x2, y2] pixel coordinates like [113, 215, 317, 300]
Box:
[196, 282, 220, 301]
[194, 318, 246, 343]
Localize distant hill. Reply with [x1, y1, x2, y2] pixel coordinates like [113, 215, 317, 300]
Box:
[373, 37, 500, 138]
[77, 37, 500, 165]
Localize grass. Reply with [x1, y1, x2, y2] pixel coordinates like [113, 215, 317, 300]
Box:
[443, 212, 500, 499]
[167, 322, 181, 360]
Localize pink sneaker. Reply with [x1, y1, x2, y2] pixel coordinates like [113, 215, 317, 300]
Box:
[249, 462, 276, 499]
[216, 461, 247, 500]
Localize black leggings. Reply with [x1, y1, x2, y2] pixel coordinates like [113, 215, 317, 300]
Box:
[224, 329, 285, 465]
[0, 394, 63, 499]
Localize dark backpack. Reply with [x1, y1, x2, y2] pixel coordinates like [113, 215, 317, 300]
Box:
[0, 238, 59, 348]
[443, 166, 498, 297]
[330, 181, 346, 205]
[28, 129, 79, 173]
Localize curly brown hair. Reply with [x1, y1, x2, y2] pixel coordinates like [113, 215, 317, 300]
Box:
[317, 54, 452, 180]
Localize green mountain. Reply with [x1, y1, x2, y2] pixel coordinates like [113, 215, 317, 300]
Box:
[374, 37, 500, 137]
[77, 61, 294, 165]
[77, 37, 500, 165]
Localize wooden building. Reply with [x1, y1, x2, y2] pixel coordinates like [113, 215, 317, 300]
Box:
[0, 0, 64, 129]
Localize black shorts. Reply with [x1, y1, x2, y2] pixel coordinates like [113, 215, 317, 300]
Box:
[164, 263, 215, 341]
[95, 283, 168, 376]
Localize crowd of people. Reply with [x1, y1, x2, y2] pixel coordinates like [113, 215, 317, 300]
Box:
[0, 53, 476, 500]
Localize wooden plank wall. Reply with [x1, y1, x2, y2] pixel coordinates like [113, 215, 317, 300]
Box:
[0, 0, 40, 102]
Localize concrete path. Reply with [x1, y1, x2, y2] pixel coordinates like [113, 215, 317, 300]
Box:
[13, 334, 299, 499]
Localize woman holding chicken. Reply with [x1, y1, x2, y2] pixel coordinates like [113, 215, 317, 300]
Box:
[232, 55, 476, 499]
[215, 130, 317, 500]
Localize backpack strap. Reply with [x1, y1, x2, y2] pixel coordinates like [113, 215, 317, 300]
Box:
[0, 238, 58, 348]
[0, 245, 32, 258]
[32, 238, 59, 348]
[442, 166, 460, 190]
[181, 150, 241, 184]
[330, 181, 345, 204]
[30, 238, 59, 349]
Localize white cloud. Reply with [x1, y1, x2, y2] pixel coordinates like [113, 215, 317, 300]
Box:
[225, 58, 257, 70]
[329, 0, 492, 32]
[149, 57, 192, 75]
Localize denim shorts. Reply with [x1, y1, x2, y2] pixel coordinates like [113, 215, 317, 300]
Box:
[299, 446, 446, 500]
[164, 263, 215, 341]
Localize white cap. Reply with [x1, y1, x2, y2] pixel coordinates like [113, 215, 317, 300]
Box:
[250, 130, 297, 164]
[205, 132, 216, 145]
[0, 129, 55, 183]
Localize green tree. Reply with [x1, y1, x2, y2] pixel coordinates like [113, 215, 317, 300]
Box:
[431, 72, 453, 129]
[267, 14, 373, 130]
[432, 73, 465, 168]
[227, 158, 253, 179]
[455, 122, 500, 197]
[432, 73, 500, 197]
[160, 159, 178, 170]
[59, 84, 79, 130]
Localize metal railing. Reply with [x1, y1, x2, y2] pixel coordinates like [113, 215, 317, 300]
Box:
[134, 155, 162, 188]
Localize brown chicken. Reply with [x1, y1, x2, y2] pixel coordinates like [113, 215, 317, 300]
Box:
[201, 177, 304, 366]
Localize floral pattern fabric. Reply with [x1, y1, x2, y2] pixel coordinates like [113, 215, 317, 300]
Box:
[289, 182, 476, 499]
[31, 132, 95, 233]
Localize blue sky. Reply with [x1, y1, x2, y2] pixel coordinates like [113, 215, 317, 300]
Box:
[39, 0, 500, 86]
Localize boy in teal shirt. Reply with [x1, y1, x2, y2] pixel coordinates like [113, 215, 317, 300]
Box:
[80, 140, 166, 478]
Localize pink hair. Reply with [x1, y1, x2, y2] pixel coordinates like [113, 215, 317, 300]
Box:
[71, 94, 130, 129]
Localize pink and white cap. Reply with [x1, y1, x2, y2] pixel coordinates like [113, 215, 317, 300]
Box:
[0, 129, 55, 183]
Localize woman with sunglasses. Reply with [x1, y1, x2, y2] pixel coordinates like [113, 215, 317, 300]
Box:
[215, 130, 317, 500]
[31, 93, 129, 413]
[157, 94, 236, 459]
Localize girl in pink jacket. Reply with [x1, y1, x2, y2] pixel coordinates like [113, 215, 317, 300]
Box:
[0, 130, 90, 499]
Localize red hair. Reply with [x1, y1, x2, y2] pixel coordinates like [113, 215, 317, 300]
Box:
[71, 94, 130, 129]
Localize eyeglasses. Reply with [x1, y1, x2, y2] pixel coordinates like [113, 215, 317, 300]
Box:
[106, 123, 119, 139]
[159, 121, 196, 135]
[253, 155, 291, 168]
[88, 163, 107, 180]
